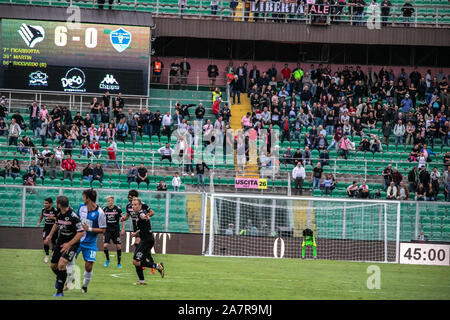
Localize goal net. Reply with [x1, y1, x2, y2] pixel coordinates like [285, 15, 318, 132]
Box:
[204, 194, 401, 263]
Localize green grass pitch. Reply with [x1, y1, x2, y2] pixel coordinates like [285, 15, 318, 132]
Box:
[0, 249, 449, 300]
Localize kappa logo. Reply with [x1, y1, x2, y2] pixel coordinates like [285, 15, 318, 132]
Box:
[99, 74, 120, 90]
[18, 23, 45, 48]
[110, 28, 131, 53]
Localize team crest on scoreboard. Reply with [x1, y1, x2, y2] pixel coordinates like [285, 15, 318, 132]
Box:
[110, 28, 131, 53]
[18, 23, 45, 48]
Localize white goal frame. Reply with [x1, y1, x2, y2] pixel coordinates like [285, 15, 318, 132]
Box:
[203, 193, 402, 263]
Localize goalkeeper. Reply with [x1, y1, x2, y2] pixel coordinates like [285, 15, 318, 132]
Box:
[301, 228, 317, 260]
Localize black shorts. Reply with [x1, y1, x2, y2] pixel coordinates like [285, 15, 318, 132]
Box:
[104, 229, 121, 245]
[43, 225, 58, 245]
[133, 235, 155, 262]
[51, 241, 80, 264]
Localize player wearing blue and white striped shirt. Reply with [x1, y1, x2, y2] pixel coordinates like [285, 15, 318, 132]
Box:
[65, 189, 106, 293]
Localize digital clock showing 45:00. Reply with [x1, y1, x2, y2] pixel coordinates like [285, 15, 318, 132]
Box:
[399, 243, 450, 266]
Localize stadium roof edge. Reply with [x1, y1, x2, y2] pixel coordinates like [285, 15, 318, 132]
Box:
[0, 4, 154, 28]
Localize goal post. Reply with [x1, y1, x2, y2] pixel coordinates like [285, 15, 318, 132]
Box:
[203, 193, 402, 263]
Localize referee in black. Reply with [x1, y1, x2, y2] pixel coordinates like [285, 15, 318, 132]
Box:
[45, 196, 84, 297]
[131, 197, 164, 285]
[37, 198, 58, 263]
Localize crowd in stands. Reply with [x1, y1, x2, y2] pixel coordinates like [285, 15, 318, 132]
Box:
[94, 0, 438, 29]
[219, 61, 449, 200]
[1, 59, 450, 200]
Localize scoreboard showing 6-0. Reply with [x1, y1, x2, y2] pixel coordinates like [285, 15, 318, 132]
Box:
[0, 19, 150, 95]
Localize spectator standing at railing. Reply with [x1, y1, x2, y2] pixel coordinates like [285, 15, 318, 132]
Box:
[401, 0, 414, 27]
[207, 63, 219, 90]
[380, 0, 392, 27]
[152, 58, 164, 84]
[29, 101, 40, 139]
[170, 59, 180, 88]
[180, 58, 191, 89]
[292, 162, 306, 196]
[179, 0, 186, 19]
[116, 118, 128, 143]
[90, 97, 100, 125]
[151, 110, 162, 139]
[210, 0, 219, 16]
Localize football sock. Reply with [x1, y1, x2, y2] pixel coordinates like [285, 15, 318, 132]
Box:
[135, 266, 144, 281]
[117, 249, 121, 264]
[83, 271, 93, 288]
[141, 260, 158, 269]
[301, 246, 305, 258]
[57, 270, 67, 293]
[104, 249, 109, 261]
[66, 260, 75, 285]
[313, 246, 317, 257]
[44, 245, 50, 255]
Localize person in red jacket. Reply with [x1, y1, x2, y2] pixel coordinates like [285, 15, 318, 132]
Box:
[105, 138, 120, 170]
[61, 154, 76, 182]
[212, 97, 221, 119]
[88, 138, 102, 158]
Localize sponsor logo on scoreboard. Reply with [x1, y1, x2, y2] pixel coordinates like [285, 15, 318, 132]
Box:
[29, 71, 48, 86]
[110, 28, 132, 53]
[99, 74, 120, 91]
[61, 68, 86, 92]
[18, 23, 45, 48]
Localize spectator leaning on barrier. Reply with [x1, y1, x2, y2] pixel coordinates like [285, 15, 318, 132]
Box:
[401, 0, 415, 27]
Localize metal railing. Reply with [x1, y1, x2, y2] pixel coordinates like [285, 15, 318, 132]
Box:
[7, 0, 449, 28]
[0, 185, 449, 244]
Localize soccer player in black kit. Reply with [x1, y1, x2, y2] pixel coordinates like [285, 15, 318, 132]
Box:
[131, 197, 164, 285]
[44, 196, 84, 297]
[121, 190, 155, 272]
[103, 196, 125, 268]
[37, 197, 58, 263]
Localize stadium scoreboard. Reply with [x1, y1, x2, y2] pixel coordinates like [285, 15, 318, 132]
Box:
[0, 18, 151, 96]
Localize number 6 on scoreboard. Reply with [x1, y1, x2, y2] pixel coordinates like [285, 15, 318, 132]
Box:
[55, 26, 67, 47]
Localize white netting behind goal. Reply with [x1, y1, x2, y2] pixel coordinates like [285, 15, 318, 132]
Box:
[205, 195, 400, 263]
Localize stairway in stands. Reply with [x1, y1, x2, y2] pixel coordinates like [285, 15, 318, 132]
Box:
[292, 199, 316, 238]
[229, 95, 259, 178]
[186, 194, 206, 234]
